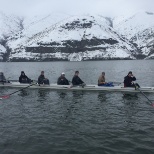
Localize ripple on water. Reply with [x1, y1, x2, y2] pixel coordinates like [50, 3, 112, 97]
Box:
[0, 61, 154, 154]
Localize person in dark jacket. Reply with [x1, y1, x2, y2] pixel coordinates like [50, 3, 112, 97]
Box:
[72, 71, 86, 86]
[0, 72, 6, 83]
[38, 71, 49, 85]
[19, 71, 32, 83]
[124, 71, 136, 87]
[57, 72, 69, 85]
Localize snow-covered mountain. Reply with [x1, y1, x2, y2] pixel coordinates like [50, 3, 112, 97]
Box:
[0, 11, 154, 61]
[0, 12, 23, 61]
[114, 11, 154, 59]
[0, 12, 22, 39]
[7, 14, 137, 61]
[0, 44, 6, 61]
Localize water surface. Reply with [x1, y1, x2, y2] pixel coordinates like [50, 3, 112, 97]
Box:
[0, 60, 154, 154]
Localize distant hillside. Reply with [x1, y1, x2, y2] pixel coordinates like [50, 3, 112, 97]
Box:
[113, 11, 154, 59]
[0, 11, 154, 61]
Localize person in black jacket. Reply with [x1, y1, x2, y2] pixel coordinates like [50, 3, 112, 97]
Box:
[124, 71, 137, 87]
[57, 72, 69, 85]
[0, 72, 6, 83]
[72, 71, 86, 86]
[19, 71, 32, 83]
[38, 71, 49, 85]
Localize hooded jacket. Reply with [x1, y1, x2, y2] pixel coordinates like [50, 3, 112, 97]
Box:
[19, 73, 30, 83]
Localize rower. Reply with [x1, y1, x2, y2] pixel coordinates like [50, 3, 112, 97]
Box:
[57, 72, 69, 85]
[19, 71, 32, 83]
[98, 72, 113, 86]
[0, 72, 6, 83]
[72, 71, 86, 87]
[38, 71, 50, 85]
[124, 71, 140, 88]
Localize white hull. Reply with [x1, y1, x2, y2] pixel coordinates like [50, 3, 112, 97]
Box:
[0, 82, 154, 93]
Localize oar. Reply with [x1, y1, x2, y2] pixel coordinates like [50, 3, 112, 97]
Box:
[0, 83, 37, 100]
[137, 88, 154, 107]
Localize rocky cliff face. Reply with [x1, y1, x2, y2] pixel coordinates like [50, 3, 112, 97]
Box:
[0, 12, 154, 61]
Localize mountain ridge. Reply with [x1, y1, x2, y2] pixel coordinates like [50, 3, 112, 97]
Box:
[0, 11, 153, 61]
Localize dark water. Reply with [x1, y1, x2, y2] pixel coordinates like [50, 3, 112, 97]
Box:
[0, 60, 154, 154]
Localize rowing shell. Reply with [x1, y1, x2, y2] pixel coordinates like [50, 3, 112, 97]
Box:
[0, 82, 154, 93]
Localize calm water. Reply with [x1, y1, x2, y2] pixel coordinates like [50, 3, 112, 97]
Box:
[0, 60, 154, 154]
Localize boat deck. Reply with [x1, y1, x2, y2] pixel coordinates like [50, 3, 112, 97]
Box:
[0, 82, 154, 93]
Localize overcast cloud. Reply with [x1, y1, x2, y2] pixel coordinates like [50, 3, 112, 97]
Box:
[0, 0, 154, 17]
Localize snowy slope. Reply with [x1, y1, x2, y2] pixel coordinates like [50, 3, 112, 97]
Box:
[8, 13, 71, 48]
[114, 11, 154, 39]
[114, 11, 154, 59]
[7, 14, 136, 61]
[131, 26, 154, 56]
[0, 12, 22, 61]
[0, 44, 6, 61]
[0, 12, 22, 39]
[0, 11, 153, 61]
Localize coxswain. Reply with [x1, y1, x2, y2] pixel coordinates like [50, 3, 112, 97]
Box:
[57, 72, 69, 85]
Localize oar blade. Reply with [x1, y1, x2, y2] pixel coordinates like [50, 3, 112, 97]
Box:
[0, 95, 10, 99]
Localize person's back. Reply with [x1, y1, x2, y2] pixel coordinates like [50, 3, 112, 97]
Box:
[72, 71, 85, 86]
[124, 71, 136, 87]
[0, 72, 6, 82]
[57, 72, 69, 85]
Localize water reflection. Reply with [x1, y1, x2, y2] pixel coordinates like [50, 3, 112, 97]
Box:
[57, 91, 86, 121]
[97, 92, 107, 102]
[18, 89, 29, 97]
[57, 91, 67, 99]
[120, 93, 140, 128]
[38, 89, 47, 97]
[1, 61, 154, 154]
[72, 91, 84, 99]
[37, 89, 49, 102]
[122, 93, 139, 103]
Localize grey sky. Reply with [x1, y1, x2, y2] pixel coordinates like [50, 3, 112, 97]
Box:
[0, 0, 154, 17]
